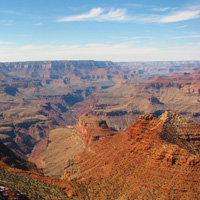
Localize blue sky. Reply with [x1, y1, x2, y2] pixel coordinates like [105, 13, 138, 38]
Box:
[0, 0, 200, 62]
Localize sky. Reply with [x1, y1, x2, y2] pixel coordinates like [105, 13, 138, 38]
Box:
[0, 0, 200, 62]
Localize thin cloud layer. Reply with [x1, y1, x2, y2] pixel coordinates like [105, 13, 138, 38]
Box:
[151, 7, 177, 12]
[19, 45, 51, 51]
[56, 7, 200, 23]
[57, 8, 103, 22]
[1, 42, 200, 62]
[0, 1, 199, 62]
[0, 41, 14, 45]
[57, 8, 127, 22]
[160, 9, 200, 22]
[0, 20, 13, 26]
[169, 35, 200, 39]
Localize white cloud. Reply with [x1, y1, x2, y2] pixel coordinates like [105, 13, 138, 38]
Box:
[57, 8, 103, 22]
[160, 10, 200, 22]
[19, 45, 51, 51]
[56, 7, 200, 23]
[152, 7, 177, 12]
[0, 41, 14, 45]
[87, 43, 109, 47]
[1, 42, 200, 62]
[0, 43, 157, 62]
[56, 8, 127, 22]
[99, 8, 127, 21]
[134, 8, 200, 23]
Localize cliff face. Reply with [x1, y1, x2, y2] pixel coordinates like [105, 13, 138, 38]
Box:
[0, 60, 131, 82]
[73, 68, 200, 131]
[1, 60, 198, 81]
[64, 111, 200, 199]
[0, 140, 39, 172]
[0, 60, 130, 158]
[73, 114, 115, 145]
[0, 114, 55, 158]
[1, 111, 200, 199]
[29, 114, 115, 178]
[0, 61, 199, 156]
[151, 68, 200, 95]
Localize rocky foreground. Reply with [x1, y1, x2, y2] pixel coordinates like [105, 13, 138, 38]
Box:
[0, 111, 200, 199]
[63, 111, 200, 199]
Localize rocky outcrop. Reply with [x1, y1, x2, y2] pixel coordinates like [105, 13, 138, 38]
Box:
[0, 115, 55, 158]
[1, 111, 200, 199]
[73, 114, 115, 145]
[0, 140, 39, 172]
[0, 184, 29, 200]
[64, 112, 200, 199]
[29, 114, 115, 177]
[130, 111, 200, 155]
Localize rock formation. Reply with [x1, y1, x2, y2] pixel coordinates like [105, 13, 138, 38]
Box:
[73, 68, 200, 131]
[0, 60, 199, 157]
[0, 139, 71, 199]
[1, 111, 200, 199]
[29, 114, 115, 178]
[64, 111, 200, 199]
[0, 140, 39, 172]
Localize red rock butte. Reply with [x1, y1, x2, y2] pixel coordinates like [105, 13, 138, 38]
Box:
[63, 111, 200, 199]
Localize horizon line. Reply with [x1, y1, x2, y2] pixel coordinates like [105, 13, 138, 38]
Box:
[1, 59, 200, 64]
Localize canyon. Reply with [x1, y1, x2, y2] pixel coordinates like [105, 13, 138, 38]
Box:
[63, 111, 200, 199]
[0, 60, 200, 199]
[1, 111, 200, 199]
[1, 60, 198, 158]
[72, 67, 200, 131]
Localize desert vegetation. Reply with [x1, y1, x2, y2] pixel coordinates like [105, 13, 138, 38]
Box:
[0, 168, 70, 199]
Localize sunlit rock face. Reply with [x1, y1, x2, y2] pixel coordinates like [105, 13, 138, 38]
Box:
[64, 112, 200, 200]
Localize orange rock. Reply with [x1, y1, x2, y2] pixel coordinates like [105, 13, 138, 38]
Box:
[64, 111, 200, 199]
